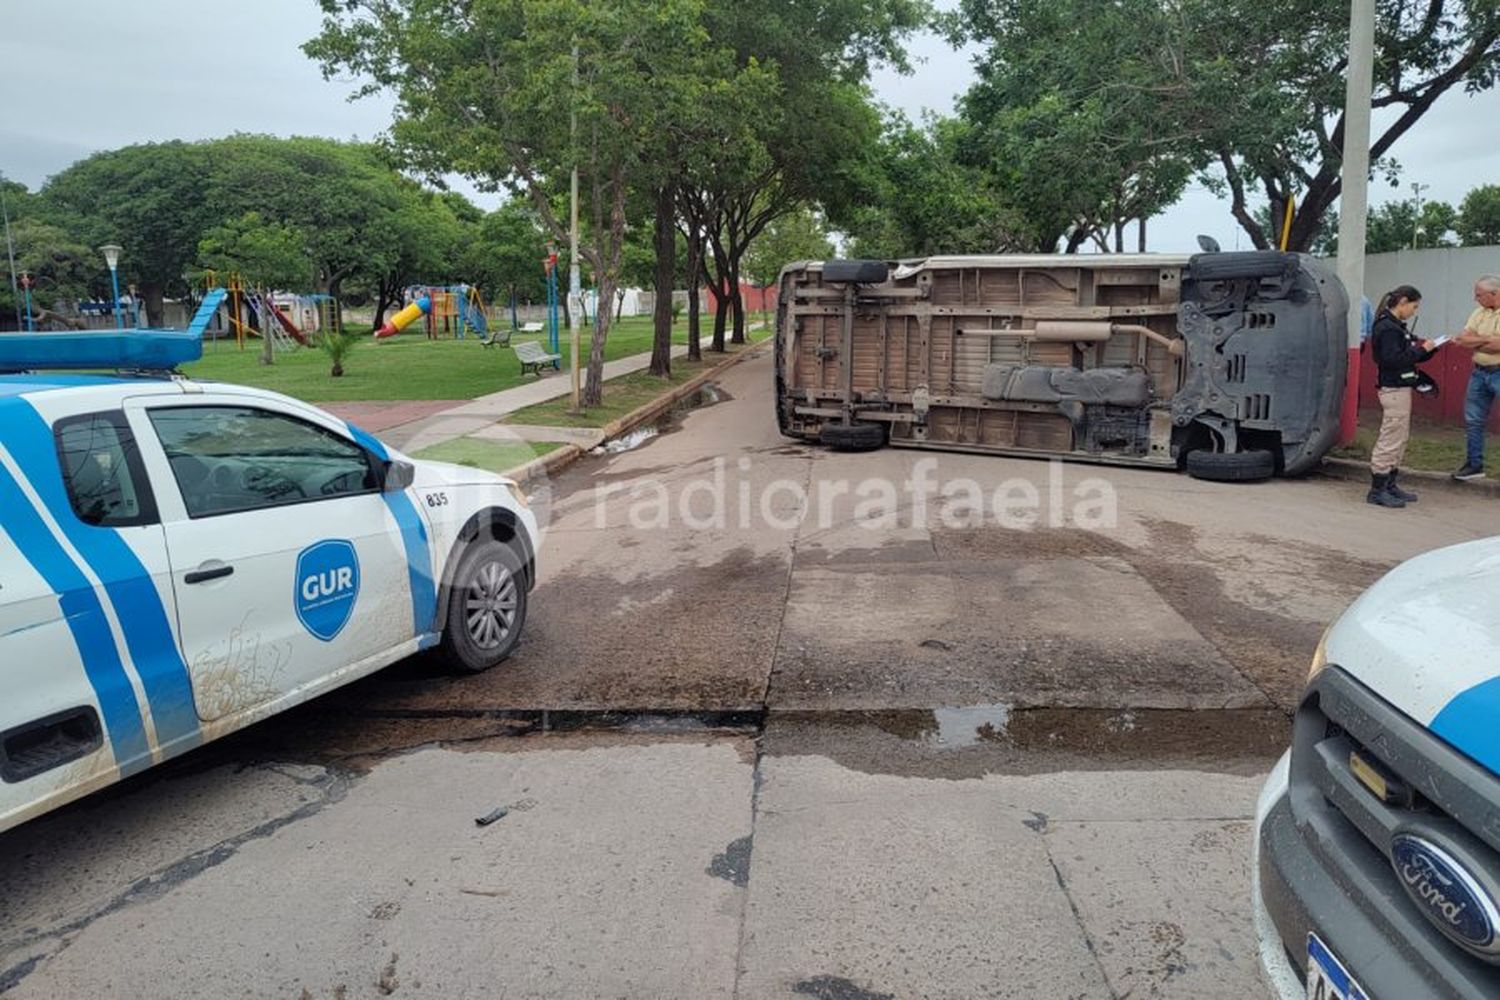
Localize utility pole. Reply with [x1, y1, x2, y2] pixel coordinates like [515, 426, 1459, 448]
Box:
[568, 42, 583, 414]
[1336, 0, 1375, 448]
[0, 172, 21, 332]
[1411, 181, 1429, 249]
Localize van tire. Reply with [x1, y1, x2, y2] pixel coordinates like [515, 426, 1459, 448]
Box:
[439, 540, 527, 673]
[1185, 449, 1276, 483]
[820, 422, 886, 452]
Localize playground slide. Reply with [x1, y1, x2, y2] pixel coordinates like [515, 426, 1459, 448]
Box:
[256, 294, 310, 346]
[463, 299, 488, 336]
[375, 295, 431, 339]
[187, 288, 228, 337]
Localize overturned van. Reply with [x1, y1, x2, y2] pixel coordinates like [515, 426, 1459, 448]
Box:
[773, 251, 1348, 481]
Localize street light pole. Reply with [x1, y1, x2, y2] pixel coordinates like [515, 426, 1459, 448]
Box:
[99, 244, 124, 330]
[1335, 0, 1375, 448]
[1411, 182, 1429, 249]
[19, 271, 34, 332]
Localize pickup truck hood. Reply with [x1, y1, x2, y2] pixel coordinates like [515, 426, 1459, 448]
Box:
[1325, 536, 1500, 775]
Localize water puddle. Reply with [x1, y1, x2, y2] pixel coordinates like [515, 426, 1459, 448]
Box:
[592, 426, 659, 455]
[848, 706, 1288, 758]
[929, 705, 1012, 748]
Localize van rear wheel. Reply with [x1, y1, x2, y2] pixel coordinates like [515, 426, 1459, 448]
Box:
[1185, 449, 1276, 483]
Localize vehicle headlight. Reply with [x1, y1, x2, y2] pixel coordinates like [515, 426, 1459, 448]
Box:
[1308, 625, 1331, 681]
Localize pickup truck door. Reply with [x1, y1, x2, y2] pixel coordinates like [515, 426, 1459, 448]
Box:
[126, 397, 421, 722]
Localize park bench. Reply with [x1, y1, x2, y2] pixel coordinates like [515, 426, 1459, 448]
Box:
[514, 339, 562, 377]
[519, 321, 544, 333]
[478, 326, 513, 348]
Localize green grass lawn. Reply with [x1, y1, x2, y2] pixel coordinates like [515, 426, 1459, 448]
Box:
[411, 437, 562, 474]
[1330, 419, 1482, 476]
[502, 334, 767, 429]
[183, 316, 690, 403]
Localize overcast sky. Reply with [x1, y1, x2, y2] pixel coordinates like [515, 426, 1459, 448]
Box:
[3, 0, 1497, 254]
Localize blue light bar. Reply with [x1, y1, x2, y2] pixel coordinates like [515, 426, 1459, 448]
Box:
[0, 330, 203, 371]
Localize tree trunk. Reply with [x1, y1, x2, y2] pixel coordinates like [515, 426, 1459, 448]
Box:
[711, 291, 729, 353]
[584, 272, 615, 407]
[686, 231, 702, 362]
[651, 184, 676, 377]
[372, 280, 394, 329]
[1138, 218, 1147, 253]
[142, 283, 166, 328]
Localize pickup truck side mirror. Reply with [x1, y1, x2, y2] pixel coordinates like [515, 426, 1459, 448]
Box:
[383, 459, 416, 492]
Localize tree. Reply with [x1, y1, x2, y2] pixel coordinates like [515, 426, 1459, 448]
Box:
[1368, 199, 1458, 252]
[685, 0, 925, 348]
[308, 0, 720, 407]
[196, 212, 312, 291]
[744, 206, 834, 287]
[39, 141, 217, 325]
[1182, 0, 1498, 251]
[948, 0, 1201, 253]
[461, 200, 551, 327]
[6, 218, 98, 325]
[205, 136, 414, 313]
[836, 113, 1031, 257]
[1459, 184, 1500, 246]
[948, 1, 1500, 253]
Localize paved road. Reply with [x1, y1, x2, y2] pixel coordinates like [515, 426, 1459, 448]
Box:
[4, 349, 1496, 999]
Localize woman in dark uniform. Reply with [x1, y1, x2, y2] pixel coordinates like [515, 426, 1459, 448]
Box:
[1368, 285, 1436, 508]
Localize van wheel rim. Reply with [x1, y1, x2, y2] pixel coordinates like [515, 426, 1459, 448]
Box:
[464, 560, 517, 650]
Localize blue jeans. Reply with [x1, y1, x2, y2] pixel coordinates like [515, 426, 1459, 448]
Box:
[1465, 367, 1500, 466]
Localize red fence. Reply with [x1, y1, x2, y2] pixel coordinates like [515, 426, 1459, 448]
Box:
[706, 281, 775, 314]
[1356, 343, 1500, 431]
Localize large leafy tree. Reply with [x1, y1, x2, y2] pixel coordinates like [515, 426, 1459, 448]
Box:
[307, 0, 719, 407]
[205, 135, 411, 306]
[836, 113, 1031, 257]
[949, 0, 1500, 253]
[461, 200, 551, 326]
[1459, 184, 1500, 246]
[39, 141, 217, 325]
[948, 0, 1200, 253]
[744, 206, 834, 287]
[685, 0, 924, 348]
[196, 212, 313, 291]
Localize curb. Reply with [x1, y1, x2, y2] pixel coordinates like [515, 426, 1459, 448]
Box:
[1317, 456, 1500, 498]
[499, 339, 770, 486]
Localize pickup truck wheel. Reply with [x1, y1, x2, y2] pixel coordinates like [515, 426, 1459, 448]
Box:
[440, 540, 527, 673]
[1185, 448, 1276, 483]
[820, 422, 886, 452]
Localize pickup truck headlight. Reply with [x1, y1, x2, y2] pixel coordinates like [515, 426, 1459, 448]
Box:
[1308, 626, 1330, 681]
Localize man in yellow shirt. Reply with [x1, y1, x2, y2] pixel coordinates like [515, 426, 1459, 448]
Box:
[1453, 275, 1500, 481]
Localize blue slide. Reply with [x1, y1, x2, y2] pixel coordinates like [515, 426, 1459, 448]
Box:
[186, 288, 228, 337]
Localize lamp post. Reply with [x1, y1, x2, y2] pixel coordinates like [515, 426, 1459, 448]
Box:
[1411, 182, 1429, 250]
[99, 244, 123, 330]
[19, 270, 34, 332]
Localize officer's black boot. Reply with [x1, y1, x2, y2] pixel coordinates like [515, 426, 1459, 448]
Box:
[1367, 472, 1406, 508]
[1387, 469, 1419, 503]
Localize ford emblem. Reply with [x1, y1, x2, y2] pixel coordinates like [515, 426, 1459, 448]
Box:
[1391, 833, 1500, 957]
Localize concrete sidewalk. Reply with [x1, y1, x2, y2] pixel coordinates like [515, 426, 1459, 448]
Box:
[369, 345, 691, 453]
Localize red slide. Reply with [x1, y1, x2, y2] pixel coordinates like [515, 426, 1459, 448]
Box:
[258, 294, 310, 346]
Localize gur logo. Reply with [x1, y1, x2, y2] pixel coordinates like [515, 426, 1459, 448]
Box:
[295, 540, 361, 642]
